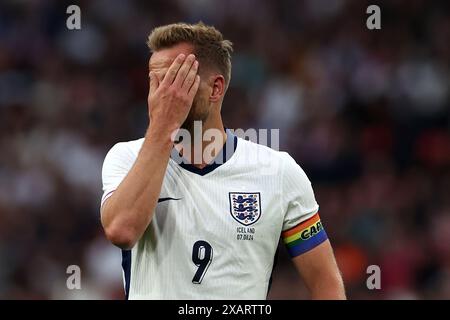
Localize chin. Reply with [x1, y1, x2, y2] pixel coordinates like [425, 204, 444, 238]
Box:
[181, 109, 209, 131]
[181, 117, 202, 131]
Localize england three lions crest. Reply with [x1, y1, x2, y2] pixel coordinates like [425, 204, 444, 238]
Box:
[229, 192, 261, 226]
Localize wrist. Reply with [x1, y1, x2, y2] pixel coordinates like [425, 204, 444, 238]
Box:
[144, 123, 177, 151]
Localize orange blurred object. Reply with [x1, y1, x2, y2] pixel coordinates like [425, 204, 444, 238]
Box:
[335, 243, 369, 285]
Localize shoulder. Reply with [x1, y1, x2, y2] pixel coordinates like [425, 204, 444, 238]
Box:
[105, 138, 144, 158]
[235, 136, 296, 167]
[103, 137, 145, 168]
[236, 137, 311, 184]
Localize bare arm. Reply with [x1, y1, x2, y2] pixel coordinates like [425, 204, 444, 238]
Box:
[292, 240, 346, 299]
[101, 53, 200, 249]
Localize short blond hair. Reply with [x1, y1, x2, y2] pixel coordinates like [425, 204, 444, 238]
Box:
[147, 22, 233, 86]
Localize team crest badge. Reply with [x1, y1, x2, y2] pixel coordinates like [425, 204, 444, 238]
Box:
[229, 192, 261, 226]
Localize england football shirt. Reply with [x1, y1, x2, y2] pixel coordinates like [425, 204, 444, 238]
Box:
[101, 129, 328, 299]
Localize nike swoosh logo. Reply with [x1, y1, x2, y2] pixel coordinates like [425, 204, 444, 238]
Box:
[157, 197, 182, 203]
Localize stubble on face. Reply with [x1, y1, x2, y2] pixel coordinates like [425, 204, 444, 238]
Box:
[180, 88, 210, 132]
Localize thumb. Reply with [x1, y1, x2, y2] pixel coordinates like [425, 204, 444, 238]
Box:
[149, 71, 159, 95]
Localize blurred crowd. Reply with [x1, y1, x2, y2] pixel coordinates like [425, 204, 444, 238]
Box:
[0, 0, 449, 299]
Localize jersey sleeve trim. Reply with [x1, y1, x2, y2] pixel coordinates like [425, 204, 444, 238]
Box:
[101, 189, 116, 208]
[282, 212, 328, 257]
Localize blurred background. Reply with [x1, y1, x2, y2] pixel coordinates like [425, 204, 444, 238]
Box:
[0, 0, 449, 299]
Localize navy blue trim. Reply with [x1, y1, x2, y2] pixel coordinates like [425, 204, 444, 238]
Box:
[157, 197, 182, 203]
[267, 246, 279, 297]
[174, 129, 238, 176]
[121, 250, 131, 300]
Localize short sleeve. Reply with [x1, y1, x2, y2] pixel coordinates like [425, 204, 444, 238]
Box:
[280, 153, 327, 257]
[101, 142, 136, 208]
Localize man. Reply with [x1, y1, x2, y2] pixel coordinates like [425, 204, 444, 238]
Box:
[100, 22, 345, 300]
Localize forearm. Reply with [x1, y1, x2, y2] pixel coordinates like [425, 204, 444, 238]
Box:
[309, 273, 346, 300]
[101, 126, 173, 249]
[292, 240, 346, 300]
[101, 53, 200, 249]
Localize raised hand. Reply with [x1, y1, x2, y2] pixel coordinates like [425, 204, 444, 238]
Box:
[148, 53, 200, 133]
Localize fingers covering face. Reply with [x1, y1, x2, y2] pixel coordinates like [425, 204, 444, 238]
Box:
[188, 75, 201, 99]
[152, 53, 200, 97]
[173, 54, 196, 88]
[161, 54, 186, 87]
[182, 60, 199, 91]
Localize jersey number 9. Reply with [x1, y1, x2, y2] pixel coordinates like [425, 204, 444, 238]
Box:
[192, 240, 213, 284]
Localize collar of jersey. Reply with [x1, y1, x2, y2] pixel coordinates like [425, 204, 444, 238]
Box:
[171, 128, 238, 176]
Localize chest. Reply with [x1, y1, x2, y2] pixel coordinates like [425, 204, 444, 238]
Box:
[154, 170, 284, 248]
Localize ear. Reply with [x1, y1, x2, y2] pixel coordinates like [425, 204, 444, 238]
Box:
[209, 75, 226, 103]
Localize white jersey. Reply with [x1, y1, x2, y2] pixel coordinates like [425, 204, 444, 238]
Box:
[101, 130, 327, 299]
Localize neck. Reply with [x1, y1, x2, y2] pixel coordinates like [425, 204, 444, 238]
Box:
[174, 113, 226, 169]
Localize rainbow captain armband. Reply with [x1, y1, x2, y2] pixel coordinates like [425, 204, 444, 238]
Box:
[282, 213, 328, 258]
